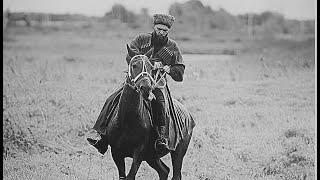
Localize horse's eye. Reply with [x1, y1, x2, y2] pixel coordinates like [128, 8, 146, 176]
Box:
[132, 64, 138, 68]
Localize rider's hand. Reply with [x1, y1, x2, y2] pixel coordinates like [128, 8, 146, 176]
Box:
[154, 62, 163, 69]
[163, 65, 170, 74]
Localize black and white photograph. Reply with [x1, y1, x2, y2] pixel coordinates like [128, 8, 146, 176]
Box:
[3, 0, 316, 179]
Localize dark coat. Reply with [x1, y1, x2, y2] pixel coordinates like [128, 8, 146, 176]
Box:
[93, 32, 185, 135]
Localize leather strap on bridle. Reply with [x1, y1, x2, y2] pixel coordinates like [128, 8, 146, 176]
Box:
[128, 55, 168, 91]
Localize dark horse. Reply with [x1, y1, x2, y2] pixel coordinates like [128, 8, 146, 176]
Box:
[106, 46, 195, 180]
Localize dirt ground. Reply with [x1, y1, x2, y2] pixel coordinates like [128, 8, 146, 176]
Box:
[3, 24, 315, 180]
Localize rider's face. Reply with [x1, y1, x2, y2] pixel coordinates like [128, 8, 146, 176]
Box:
[153, 24, 169, 38]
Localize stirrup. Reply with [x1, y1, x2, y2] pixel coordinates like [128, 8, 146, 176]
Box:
[87, 138, 99, 146]
[87, 138, 108, 155]
[155, 138, 169, 151]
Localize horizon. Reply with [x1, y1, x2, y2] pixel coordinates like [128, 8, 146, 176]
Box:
[3, 0, 316, 20]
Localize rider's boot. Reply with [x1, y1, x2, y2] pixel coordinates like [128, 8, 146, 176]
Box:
[87, 131, 108, 155]
[155, 125, 169, 151]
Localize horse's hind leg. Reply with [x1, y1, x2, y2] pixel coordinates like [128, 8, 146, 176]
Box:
[170, 133, 192, 180]
[146, 158, 170, 180]
[111, 148, 126, 179]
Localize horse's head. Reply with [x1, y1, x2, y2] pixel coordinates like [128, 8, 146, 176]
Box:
[127, 45, 155, 101]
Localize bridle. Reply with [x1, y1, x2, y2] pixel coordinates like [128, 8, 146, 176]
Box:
[127, 55, 168, 92]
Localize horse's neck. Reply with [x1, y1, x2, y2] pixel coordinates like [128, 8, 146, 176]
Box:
[118, 84, 144, 123]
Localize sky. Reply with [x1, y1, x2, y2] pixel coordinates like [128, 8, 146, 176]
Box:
[3, 0, 316, 20]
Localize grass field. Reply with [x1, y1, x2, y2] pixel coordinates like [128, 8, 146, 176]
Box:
[3, 24, 315, 180]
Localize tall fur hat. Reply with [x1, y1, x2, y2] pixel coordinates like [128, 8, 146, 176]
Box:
[153, 14, 175, 28]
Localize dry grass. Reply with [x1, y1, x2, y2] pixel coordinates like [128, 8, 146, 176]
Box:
[3, 24, 315, 180]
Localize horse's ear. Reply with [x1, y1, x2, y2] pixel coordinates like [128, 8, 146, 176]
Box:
[127, 44, 137, 57]
[144, 47, 154, 59]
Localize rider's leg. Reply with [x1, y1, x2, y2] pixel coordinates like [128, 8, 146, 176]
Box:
[87, 86, 123, 154]
[152, 88, 169, 151]
[92, 86, 123, 135]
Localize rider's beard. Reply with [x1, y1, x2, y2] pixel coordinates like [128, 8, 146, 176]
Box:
[152, 31, 168, 47]
[156, 33, 167, 41]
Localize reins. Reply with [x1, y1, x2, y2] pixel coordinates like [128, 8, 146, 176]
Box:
[128, 55, 168, 91]
[152, 67, 167, 89]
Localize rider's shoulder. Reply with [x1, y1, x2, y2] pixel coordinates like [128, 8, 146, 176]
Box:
[135, 33, 152, 40]
[167, 38, 179, 47]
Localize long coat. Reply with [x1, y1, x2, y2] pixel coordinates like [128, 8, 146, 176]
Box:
[93, 32, 185, 135]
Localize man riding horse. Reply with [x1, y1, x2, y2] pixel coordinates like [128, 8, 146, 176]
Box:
[87, 13, 185, 154]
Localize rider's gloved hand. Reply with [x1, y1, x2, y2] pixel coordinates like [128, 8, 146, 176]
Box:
[163, 65, 170, 73]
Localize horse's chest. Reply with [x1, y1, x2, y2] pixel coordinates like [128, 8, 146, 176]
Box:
[110, 125, 150, 149]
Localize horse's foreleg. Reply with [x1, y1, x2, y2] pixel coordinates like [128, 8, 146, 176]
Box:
[126, 145, 144, 180]
[146, 158, 170, 180]
[111, 148, 126, 179]
[170, 133, 192, 180]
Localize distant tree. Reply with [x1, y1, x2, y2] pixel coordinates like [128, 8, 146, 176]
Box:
[169, 3, 183, 17]
[3, 9, 9, 30]
[141, 8, 149, 16]
[186, 0, 204, 10]
[303, 20, 315, 34]
[109, 4, 136, 23]
[261, 11, 285, 33]
[168, 0, 242, 32]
